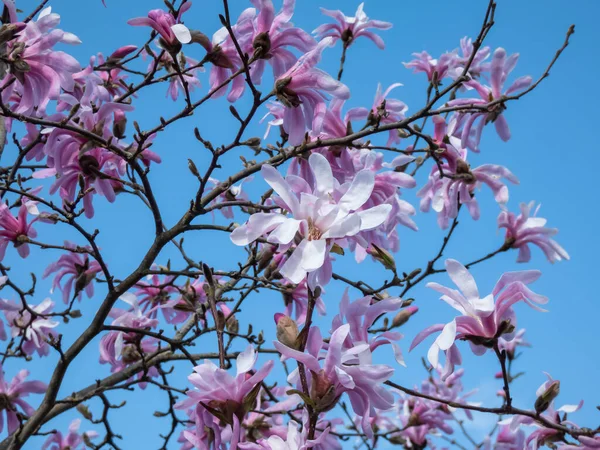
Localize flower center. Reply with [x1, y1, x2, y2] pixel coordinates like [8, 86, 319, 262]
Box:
[307, 218, 323, 241]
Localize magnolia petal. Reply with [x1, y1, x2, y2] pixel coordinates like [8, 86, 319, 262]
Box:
[171, 24, 192, 44]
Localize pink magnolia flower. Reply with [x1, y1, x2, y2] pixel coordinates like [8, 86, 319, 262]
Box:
[230, 153, 391, 288]
[247, 0, 315, 80]
[274, 323, 395, 438]
[73, 51, 130, 100]
[206, 176, 252, 220]
[498, 201, 569, 264]
[498, 328, 529, 360]
[481, 424, 525, 450]
[345, 151, 417, 261]
[42, 419, 98, 450]
[274, 37, 350, 145]
[385, 368, 476, 446]
[0, 202, 38, 260]
[453, 36, 491, 79]
[128, 7, 192, 52]
[134, 273, 178, 322]
[447, 48, 532, 150]
[239, 421, 305, 450]
[0, 6, 81, 115]
[179, 405, 227, 450]
[505, 374, 583, 449]
[417, 154, 519, 229]
[313, 3, 392, 49]
[99, 293, 159, 379]
[201, 0, 315, 103]
[177, 345, 274, 449]
[362, 83, 408, 146]
[3, 298, 59, 357]
[0, 366, 46, 435]
[34, 145, 124, 219]
[33, 95, 148, 218]
[282, 279, 326, 325]
[403, 50, 457, 84]
[43, 242, 102, 304]
[331, 291, 406, 366]
[411, 259, 547, 378]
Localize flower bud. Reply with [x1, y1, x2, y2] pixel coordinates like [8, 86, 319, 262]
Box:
[112, 110, 127, 139]
[535, 380, 560, 414]
[187, 159, 200, 177]
[226, 314, 239, 334]
[107, 45, 138, 63]
[367, 244, 396, 272]
[391, 306, 419, 328]
[257, 245, 277, 273]
[274, 313, 298, 348]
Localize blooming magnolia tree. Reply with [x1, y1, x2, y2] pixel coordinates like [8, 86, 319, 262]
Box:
[0, 0, 589, 449]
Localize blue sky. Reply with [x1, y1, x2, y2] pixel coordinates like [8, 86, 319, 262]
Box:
[7, 0, 600, 448]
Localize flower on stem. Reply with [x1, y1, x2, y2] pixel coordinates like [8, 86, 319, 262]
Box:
[176, 345, 274, 449]
[411, 259, 548, 378]
[447, 48, 532, 150]
[453, 36, 491, 79]
[42, 418, 98, 450]
[403, 50, 457, 86]
[3, 298, 59, 357]
[0, 365, 46, 435]
[362, 83, 408, 146]
[274, 37, 349, 145]
[99, 293, 159, 381]
[0, 202, 38, 261]
[313, 3, 392, 49]
[498, 328, 529, 361]
[42, 242, 102, 304]
[332, 290, 407, 366]
[498, 201, 569, 264]
[133, 273, 178, 322]
[274, 322, 396, 438]
[281, 279, 326, 325]
[0, 6, 81, 115]
[505, 373, 584, 449]
[481, 424, 525, 450]
[127, 6, 192, 53]
[247, 0, 315, 78]
[417, 152, 519, 230]
[230, 153, 391, 288]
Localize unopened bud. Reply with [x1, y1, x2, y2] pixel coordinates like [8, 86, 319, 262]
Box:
[367, 244, 396, 272]
[107, 45, 138, 63]
[243, 137, 262, 148]
[76, 403, 93, 421]
[535, 380, 560, 414]
[275, 313, 298, 348]
[112, 110, 127, 139]
[226, 314, 239, 334]
[188, 159, 199, 177]
[391, 306, 418, 328]
[257, 245, 277, 273]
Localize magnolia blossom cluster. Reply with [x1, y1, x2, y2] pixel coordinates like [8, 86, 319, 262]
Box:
[0, 0, 590, 449]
